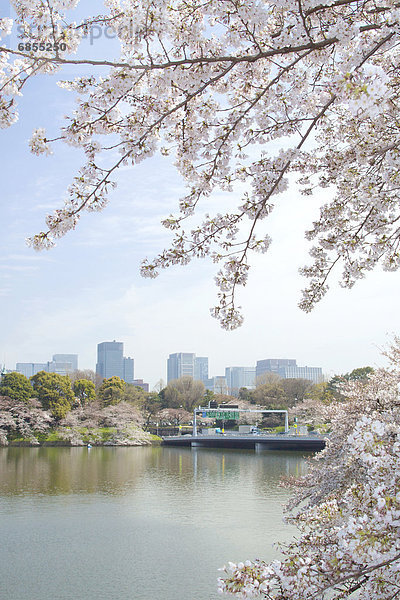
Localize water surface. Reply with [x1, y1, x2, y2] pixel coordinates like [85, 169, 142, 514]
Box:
[0, 446, 307, 600]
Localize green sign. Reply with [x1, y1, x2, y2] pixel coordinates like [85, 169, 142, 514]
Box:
[202, 410, 240, 420]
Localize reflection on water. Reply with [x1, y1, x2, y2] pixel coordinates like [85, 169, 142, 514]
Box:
[0, 447, 309, 600]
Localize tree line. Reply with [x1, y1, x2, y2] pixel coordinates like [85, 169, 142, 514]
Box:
[0, 366, 374, 429]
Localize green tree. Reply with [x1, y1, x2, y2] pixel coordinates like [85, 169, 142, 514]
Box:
[306, 381, 334, 403]
[238, 387, 253, 403]
[326, 374, 347, 399]
[203, 389, 216, 404]
[0, 372, 33, 402]
[327, 367, 374, 400]
[73, 379, 96, 406]
[346, 366, 374, 381]
[30, 371, 74, 420]
[98, 376, 126, 407]
[123, 383, 148, 404]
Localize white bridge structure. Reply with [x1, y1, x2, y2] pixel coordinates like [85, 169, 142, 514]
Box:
[161, 405, 326, 452]
[192, 406, 289, 436]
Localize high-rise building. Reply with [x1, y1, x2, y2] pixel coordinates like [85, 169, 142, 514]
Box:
[97, 341, 124, 379]
[16, 353, 78, 378]
[225, 367, 256, 395]
[16, 363, 48, 378]
[195, 357, 209, 383]
[48, 354, 78, 375]
[256, 358, 297, 380]
[48, 361, 74, 375]
[167, 353, 195, 382]
[52, 354, 78, 372]
[96, 341, 134, 383]
[167, 353, 209, 383]
[255, 358, 323, 384]
[278, 365, 323, 384]
[123, 357, 134, 384]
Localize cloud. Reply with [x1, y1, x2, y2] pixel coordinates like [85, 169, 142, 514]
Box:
[1, 253, 55, 263]
[0, 264, 39, 272]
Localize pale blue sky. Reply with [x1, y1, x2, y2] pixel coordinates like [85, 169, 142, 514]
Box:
[1, 2, 399, 387]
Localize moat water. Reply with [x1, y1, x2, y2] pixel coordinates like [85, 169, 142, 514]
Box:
[0, 446, 308, 600]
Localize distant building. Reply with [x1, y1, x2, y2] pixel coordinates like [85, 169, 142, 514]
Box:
[195, 357, 209, 383]
[167, 352, 195, 381]
[16, 363, 48, 378]
[16, 353, 79, 378]
[279, 365, 323, 384]
[48, 354, 78, 375]
[52, 354, 78, 372]
[256, 359, 297, 380]
[167, 353, 209, 383]
[123, 357, 134, 384]
[48, 361, 74, 375]
[225, 367, 256, 395]
[97, 341, 124, 379]
[133, 379, 149, 392]
[96, 341, 134, 383]
[256, 358, 323, 384]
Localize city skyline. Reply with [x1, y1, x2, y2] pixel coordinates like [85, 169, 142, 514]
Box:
[9, 341, 327, 390]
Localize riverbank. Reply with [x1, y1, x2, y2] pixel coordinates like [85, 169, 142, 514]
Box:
[7, 439, 163, 447]
[3, 426, 162, 447]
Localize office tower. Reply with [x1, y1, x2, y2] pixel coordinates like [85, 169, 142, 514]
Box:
[16, 354, 78, 378]
[123, 357, 134, 384]
[167, 353, 195, 382]
[194, 357, 209, 382]
[97, 341, 124, 379]
[16, 363, 48, 378]
[225, 367, 256, 395]
[47, 361, 73, 376]
[255, 358, 323, 384]
[167, 353, 209, 383]
[96, 341, 135, 382]
[256, 358, 297, 379]
[47, 354, 78, 375]
[278, 365, 323, 384]
[52, 354, 78, 372]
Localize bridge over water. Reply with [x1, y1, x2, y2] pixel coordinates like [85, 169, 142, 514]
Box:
[162, 432, 326, 452]
[162, 405, 326, 452]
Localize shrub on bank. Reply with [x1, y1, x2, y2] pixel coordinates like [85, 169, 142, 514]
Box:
[0, 397, 152, 446]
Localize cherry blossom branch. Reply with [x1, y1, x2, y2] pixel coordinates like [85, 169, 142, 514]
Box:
[1, 0, 399, 329]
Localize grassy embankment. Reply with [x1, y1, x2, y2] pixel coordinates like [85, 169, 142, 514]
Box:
[7, 426, 162, 446]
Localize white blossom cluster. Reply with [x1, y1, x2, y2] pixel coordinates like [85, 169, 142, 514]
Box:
[1, 1, 400, 326]
[0, 18, 13, 40]
[28, 127, 52, 155]
[219, 338, 400, 598]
